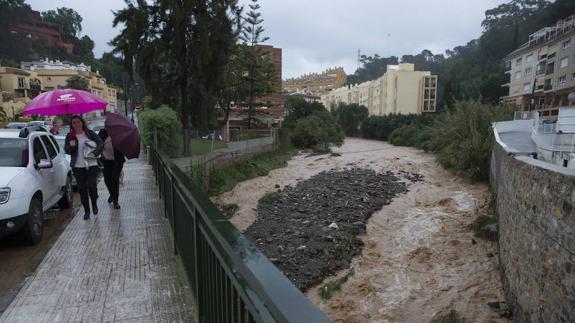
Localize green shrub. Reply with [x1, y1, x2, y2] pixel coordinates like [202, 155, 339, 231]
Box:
[258, 192, 281, 205]
[424, 101, 514, 181]
[331, 103, 369, 137]
[438, 310, 461, 323]
[291, 111, 344, 152]
[205, 144, 297, 196]
[221, 203, 239, 218]
[388, 124, 429, 147]
[283, 97, 326, 129]
[319, 271, 353, 301]
[138, 105, 182, 157]
[361, 113, 434, 141]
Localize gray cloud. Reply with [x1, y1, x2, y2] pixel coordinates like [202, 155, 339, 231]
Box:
[28, 0, 507, 78]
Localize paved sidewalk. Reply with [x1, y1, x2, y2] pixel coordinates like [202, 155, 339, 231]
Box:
[0, 159, 196, 322]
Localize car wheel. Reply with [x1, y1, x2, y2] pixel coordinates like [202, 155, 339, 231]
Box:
[21, 197, 43, 245]
[58, 176, 73, 209]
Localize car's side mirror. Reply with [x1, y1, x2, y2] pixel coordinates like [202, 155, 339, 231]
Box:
[37, 159, 53, 169]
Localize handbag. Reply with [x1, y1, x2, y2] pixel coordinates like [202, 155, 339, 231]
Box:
[84, 140, 98, 159]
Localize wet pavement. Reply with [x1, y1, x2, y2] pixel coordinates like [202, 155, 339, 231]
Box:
[0, 159, 196, 322]
[0, 198, 78, 315]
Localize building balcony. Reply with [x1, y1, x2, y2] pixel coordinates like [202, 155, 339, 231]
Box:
[544, 84, 553, 92]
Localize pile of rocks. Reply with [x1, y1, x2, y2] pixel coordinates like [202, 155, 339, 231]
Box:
[244, 168, 409, 291]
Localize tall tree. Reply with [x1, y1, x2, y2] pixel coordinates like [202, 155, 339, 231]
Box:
[239, 0, 275, 129]
[42, 7, 83, 39]
[0, 0, 33, 61]
[112, 0, 241, 156]
[65, 76, 90, 91]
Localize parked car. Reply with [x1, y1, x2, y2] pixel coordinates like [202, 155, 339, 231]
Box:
[5, 122, 28, 129]
[28, 120, 53, 130]
[0, 129, 73, 245]
[89, 121, 105, 134]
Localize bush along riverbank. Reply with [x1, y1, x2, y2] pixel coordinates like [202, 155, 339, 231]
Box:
[359, 100, 515, 182]
[244, 168, 409, 291]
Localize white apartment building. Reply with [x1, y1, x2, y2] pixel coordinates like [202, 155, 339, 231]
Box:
[321, 63, 437, 116]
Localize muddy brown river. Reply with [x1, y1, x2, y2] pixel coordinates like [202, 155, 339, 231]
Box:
[215, 138, 509, 322]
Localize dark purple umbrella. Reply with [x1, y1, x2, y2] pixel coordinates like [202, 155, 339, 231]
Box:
[105, 112, 140, 159]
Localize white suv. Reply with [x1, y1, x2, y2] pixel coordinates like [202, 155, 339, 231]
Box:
[0, 129, 73, 245]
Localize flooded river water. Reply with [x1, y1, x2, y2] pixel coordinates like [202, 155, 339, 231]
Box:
[215, 138, 508, 322]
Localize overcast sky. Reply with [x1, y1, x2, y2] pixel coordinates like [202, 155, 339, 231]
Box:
[28, 0, 507, 79]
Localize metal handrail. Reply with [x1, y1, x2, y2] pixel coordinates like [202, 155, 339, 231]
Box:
[149, 144, 330, 323]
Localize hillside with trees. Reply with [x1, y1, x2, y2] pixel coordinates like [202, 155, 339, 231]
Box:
[0, 0, 126, 89]
[347, 0, 575, 111]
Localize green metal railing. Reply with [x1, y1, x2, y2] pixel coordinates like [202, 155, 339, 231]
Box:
[149, 144, 330, 323]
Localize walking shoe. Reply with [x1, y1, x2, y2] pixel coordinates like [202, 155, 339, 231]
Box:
[108, 196, 113, 203]
[84, 211, 90, 220]
[113, 201, 121, 210]
[92, 203, 99, 215]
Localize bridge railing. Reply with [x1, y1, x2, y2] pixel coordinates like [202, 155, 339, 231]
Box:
[149, 144, 330, 323]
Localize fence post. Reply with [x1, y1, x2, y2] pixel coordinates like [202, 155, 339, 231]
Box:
[172, 179, 178, 255]
[153, 127, 158, 148]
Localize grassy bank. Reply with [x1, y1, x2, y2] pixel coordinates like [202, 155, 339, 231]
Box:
[190, 129, 297, 196]
[207, 147, 297, 196]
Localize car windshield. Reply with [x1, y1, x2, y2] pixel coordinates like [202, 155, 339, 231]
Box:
[6, 123, 25, 129]
[55, 138, 65, 151]
[29, 121, 44, 127]
[0, 138, 27, 167]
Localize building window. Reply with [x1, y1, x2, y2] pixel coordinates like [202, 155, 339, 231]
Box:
[516, 57, 523, 66]
[572, 73, 575, 81]
[551, 109, 559, 116]
[515, 71, 522, 80]
[525, 67, 532, 76]
[560, 57, 569, 68]
[18, 77, 25, 88]
[523, 83, 531, 92]
[563, 38, 572, 49]
[559, 75, 566, 84]
[526, 53, 534, 62]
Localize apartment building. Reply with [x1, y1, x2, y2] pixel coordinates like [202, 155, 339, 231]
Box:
[502, 15, 575, 119]
[0, 66, 43, 118]
[321, 63, 437, 116]
[21, 59, 118, 114]
[283, 67, 347, 98]
[0, 59, 119, 118]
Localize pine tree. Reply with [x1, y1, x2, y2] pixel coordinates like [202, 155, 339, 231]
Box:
[112, 0, 241, 156]
[239, 0, 275, 129]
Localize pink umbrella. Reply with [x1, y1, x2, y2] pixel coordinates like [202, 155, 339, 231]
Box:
[22, 89, 108, 116]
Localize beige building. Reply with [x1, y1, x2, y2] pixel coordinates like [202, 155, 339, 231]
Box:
[0, 66, 43, 118]
[21, 59, 118, 114]
[502, 15, 575, 119]
[321, 63, 437, 116]
[283, 67, 347, 98]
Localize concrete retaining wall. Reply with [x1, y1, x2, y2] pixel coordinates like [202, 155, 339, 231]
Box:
[491, 138, 575, 322]
[172, 136, 276, 174]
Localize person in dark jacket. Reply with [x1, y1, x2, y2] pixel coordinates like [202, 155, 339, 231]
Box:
[64, 115, 103, 220]
[98, 128, 125, 210]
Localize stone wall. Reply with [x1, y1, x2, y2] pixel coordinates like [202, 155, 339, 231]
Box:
[491, 140, 575, 322]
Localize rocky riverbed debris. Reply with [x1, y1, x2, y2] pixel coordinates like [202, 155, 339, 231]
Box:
[243, 168, 409, 291]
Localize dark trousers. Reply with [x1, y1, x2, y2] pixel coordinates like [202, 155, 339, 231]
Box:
[102, 160, 123, 202]
[73, 166, 99, 212]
